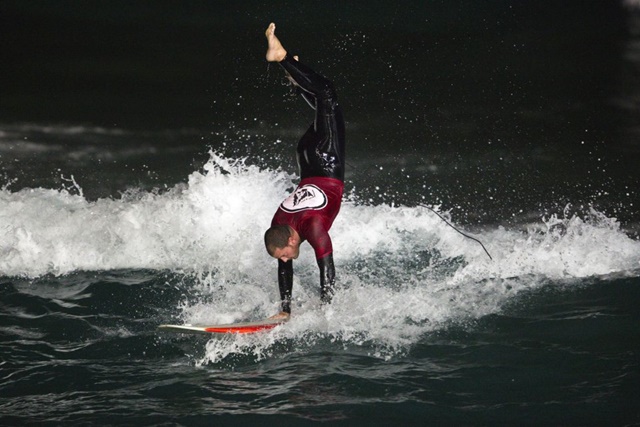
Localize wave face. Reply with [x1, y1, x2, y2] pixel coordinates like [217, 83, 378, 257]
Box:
[2, 152, 638, 364]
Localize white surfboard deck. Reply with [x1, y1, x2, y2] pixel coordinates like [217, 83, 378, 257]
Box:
[158, 318, 287, 335]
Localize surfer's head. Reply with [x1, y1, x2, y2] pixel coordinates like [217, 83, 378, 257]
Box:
[264, 225, 300, 262]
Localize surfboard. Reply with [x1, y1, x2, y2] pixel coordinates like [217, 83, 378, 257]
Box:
[158, 318, 287, 335]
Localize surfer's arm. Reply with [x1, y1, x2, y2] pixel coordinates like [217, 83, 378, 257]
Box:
[304, 218, 336, 303]
[278, 259, 294, 314]
[317, 254, 336, 304]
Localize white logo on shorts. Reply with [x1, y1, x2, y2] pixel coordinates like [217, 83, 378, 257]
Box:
[280, 184, 328, 213]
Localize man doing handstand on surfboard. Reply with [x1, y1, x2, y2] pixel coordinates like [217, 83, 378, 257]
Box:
[263, 23, 346, 320]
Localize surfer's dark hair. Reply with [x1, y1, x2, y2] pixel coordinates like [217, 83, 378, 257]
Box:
[264, 225, 292, 255]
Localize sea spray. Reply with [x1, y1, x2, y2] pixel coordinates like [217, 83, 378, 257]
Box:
[0, 152, 293, 278]
[2, 151, 639, 365]
[190, 187, 640, 364]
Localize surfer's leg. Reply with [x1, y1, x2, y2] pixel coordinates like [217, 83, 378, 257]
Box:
[265, 23, 346, 180]
[278, 56, 337, 112]
[265, 22, 337, 114]
[279, 56, 345, 180]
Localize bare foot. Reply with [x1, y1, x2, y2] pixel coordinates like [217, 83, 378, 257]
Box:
[268, 311, 291, 321]
[265, 22, 287, 62]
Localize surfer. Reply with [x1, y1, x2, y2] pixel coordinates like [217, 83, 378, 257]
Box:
[263, 23, 346, 320]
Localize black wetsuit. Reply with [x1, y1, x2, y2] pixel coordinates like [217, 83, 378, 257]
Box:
[274, 55, 346, 313]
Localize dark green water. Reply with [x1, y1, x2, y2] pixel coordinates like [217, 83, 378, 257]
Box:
[2, 271, 639, 425]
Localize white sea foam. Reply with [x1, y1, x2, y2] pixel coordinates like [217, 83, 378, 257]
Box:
[2, 152, 639, 362]
[0, 152, 289, 278]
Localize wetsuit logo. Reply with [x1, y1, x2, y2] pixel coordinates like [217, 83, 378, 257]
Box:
[280, 184, 328, 213]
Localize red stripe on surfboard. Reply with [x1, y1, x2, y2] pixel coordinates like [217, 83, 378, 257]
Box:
[203, 323, 281, 334]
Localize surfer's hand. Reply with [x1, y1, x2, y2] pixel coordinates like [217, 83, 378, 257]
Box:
[269, 311, 290, 321]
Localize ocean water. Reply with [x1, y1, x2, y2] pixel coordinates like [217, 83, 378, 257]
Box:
[2, 1, 640, 426]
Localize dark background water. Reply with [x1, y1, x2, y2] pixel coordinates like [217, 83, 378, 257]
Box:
[0, 0, 629, 129]
[2, 0, 639, 228]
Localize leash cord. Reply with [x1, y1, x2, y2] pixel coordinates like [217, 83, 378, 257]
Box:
[421, 205, 493, 261]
